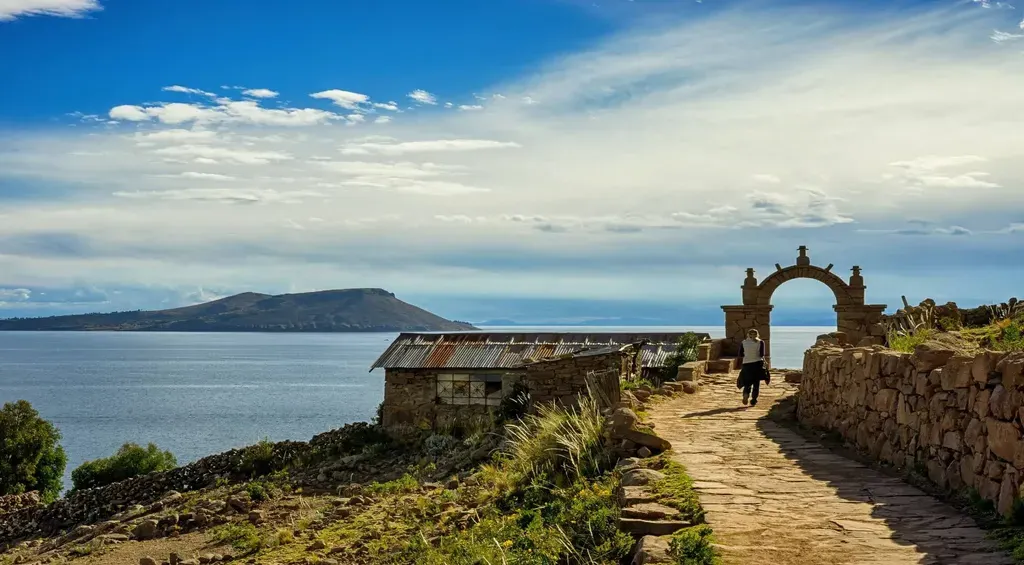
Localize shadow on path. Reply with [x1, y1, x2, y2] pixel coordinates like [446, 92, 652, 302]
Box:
[648, 381, 1013, 565]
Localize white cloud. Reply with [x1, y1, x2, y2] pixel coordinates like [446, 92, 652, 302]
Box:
[407, 89, 438, 105]
[175, 172, 236, 181]
[112, 188, 323, 204]
[5, 3, 1024, 304]
[887, 155, 1000, 188]
[152, 145, 292, 165]
[991, 30, 1024, 42]
[109, 105, 150, 121]
[339, 139, 521, 155]
[163, 85, 215, 97]
[309, 89, 370, 109]
[459, 105, 484, 111]
[751, 174, 781, 184]
[347, 114, 366, 125]
[0, 0, 100, 21]
[0, 288, 31, 301]
[134, 129, 217, 143]
[242, 88, 280, 99]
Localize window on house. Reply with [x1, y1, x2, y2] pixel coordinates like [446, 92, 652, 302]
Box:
[436, 373, 503, 406]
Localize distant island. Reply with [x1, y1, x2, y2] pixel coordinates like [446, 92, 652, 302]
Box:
[0, 288, 477, 332]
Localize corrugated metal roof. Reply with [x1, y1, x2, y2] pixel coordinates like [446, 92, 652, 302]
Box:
[369, 332, 711, 371]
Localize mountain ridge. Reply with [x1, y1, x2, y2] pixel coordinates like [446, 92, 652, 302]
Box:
[0, 288, 477, 332]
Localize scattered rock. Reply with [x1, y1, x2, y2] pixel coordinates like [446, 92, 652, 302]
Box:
[621, 469, 666, 487]
[619, 518, 690, 537]
[682, 382, 698, 394]
[140, 557, 158, 565]
[620, 430, 672, 453]
[307, 539, 327, 551]
[169, 553, 181, 565]
[621, 503, 681, 520]
[248, 510, 265, 524]
[133, 520, 159, 541]
[637, 446, 653, 459]
[630, 535, 673, 564]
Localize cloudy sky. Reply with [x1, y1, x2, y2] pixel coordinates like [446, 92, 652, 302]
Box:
[1, 0, 1022, 324]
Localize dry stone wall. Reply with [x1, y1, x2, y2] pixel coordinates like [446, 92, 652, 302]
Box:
[0, 492, 41, 516]
[522, 351, 626, 409]
[799, 342, 1024, 515]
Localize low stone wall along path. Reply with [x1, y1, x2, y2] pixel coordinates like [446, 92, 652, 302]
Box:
[648, 374, 1014, 565]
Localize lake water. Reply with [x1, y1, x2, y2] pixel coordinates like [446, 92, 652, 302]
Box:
[0, 326, 828, 490]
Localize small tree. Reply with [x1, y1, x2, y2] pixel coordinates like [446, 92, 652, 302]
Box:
[0, 400, 67, 502]
[661, 333, 703, 381]
[71, 442, 177, 491]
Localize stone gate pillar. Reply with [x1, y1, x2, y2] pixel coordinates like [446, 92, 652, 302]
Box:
[722, 304, 774, 365]
[835, 304, 887, 345]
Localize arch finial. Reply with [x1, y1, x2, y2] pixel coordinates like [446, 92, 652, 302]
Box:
[796, 245, 810, 266]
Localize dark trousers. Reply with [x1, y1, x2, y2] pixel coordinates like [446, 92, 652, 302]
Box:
[743, 379, 760, 402]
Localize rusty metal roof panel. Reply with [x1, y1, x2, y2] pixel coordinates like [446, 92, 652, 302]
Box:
[369, 331, 711, 371]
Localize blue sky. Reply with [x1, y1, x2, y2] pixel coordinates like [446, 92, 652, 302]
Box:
[1, 0, 1023, 324]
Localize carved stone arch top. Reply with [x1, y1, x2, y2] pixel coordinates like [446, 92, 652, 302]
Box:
[724, 245, 886, 364]
[752, 265, 857, 306]
[740, 245, 866, 307]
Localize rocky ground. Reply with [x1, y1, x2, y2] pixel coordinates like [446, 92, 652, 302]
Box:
[1, 380, 711, 565]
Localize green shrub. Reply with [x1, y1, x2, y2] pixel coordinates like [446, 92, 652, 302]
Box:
[240, 438, 276, 477]
[887, 329, 933, 353]
[0, 400, 67, 502]
[662, 333, 704, 381]
[210, 522, 263, 554]
[71, 442, 176, 491]
[246, 481, 270, 502]
[411, 477, 633, 565]
[669, 525, 719, 565]
[366, 473, 419, 496]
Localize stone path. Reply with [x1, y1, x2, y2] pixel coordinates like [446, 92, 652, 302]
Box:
[647, 375, 1015, 565]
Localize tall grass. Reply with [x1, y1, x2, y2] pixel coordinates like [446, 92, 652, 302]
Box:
[497, 392, 606, 490]
[887, 329, 933, 353]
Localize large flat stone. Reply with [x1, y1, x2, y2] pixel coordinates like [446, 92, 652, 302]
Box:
[619, 518, 691, 537]
[630, 535, 673, 564]
[621, 503, 681, 520]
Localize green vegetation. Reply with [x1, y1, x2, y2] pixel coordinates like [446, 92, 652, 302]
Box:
[0, 400, 67, 502]
[669, 525, 719, 565]
[365, 474, 419, 496]
[241, 438, 277, 477]
[662, 333, 704, 381]
[210, 522, 265, 554]
[622, 377, 656, 391]
[962, 317, 1024, 352]
[70, 442, 176, 491]
[887, 329, 934, 353]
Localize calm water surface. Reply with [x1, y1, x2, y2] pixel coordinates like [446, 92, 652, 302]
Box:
[0, 326, 828, 490]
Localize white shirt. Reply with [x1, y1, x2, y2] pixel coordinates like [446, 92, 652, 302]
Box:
[740, 338, 765, 365]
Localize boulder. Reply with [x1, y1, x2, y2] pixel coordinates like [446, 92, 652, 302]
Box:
[620, 430, 671, 453]
[608, 408, 640, 434]
[637, 447, 653, 459]
[682, 382, 698, 394]
[621, 469, 666, 487]
[630, 535, 673, 564]
[911, 342, 956, 372]
[133, 520, 159, 541]
[248, 510, 265, 524]
[140, 558, 158, 565]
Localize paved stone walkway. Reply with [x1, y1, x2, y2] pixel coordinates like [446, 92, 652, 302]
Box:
[647, 375, 1015, 565]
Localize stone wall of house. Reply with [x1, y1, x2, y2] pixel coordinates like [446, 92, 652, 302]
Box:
[0, 422, 383, 545]
[380, 369, 507, 429]
[799, 342, 1024, 514]
[523, 352, 625, 409]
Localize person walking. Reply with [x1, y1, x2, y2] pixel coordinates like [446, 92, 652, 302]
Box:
[736, 329, 770, 406]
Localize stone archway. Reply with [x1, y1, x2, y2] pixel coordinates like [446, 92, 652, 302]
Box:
[721, 246, 887, 367]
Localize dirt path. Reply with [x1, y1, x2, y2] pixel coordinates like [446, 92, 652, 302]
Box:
[648, 374, 1014, 565]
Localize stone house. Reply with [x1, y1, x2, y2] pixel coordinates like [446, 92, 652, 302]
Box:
[369, 332, 709, 428]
